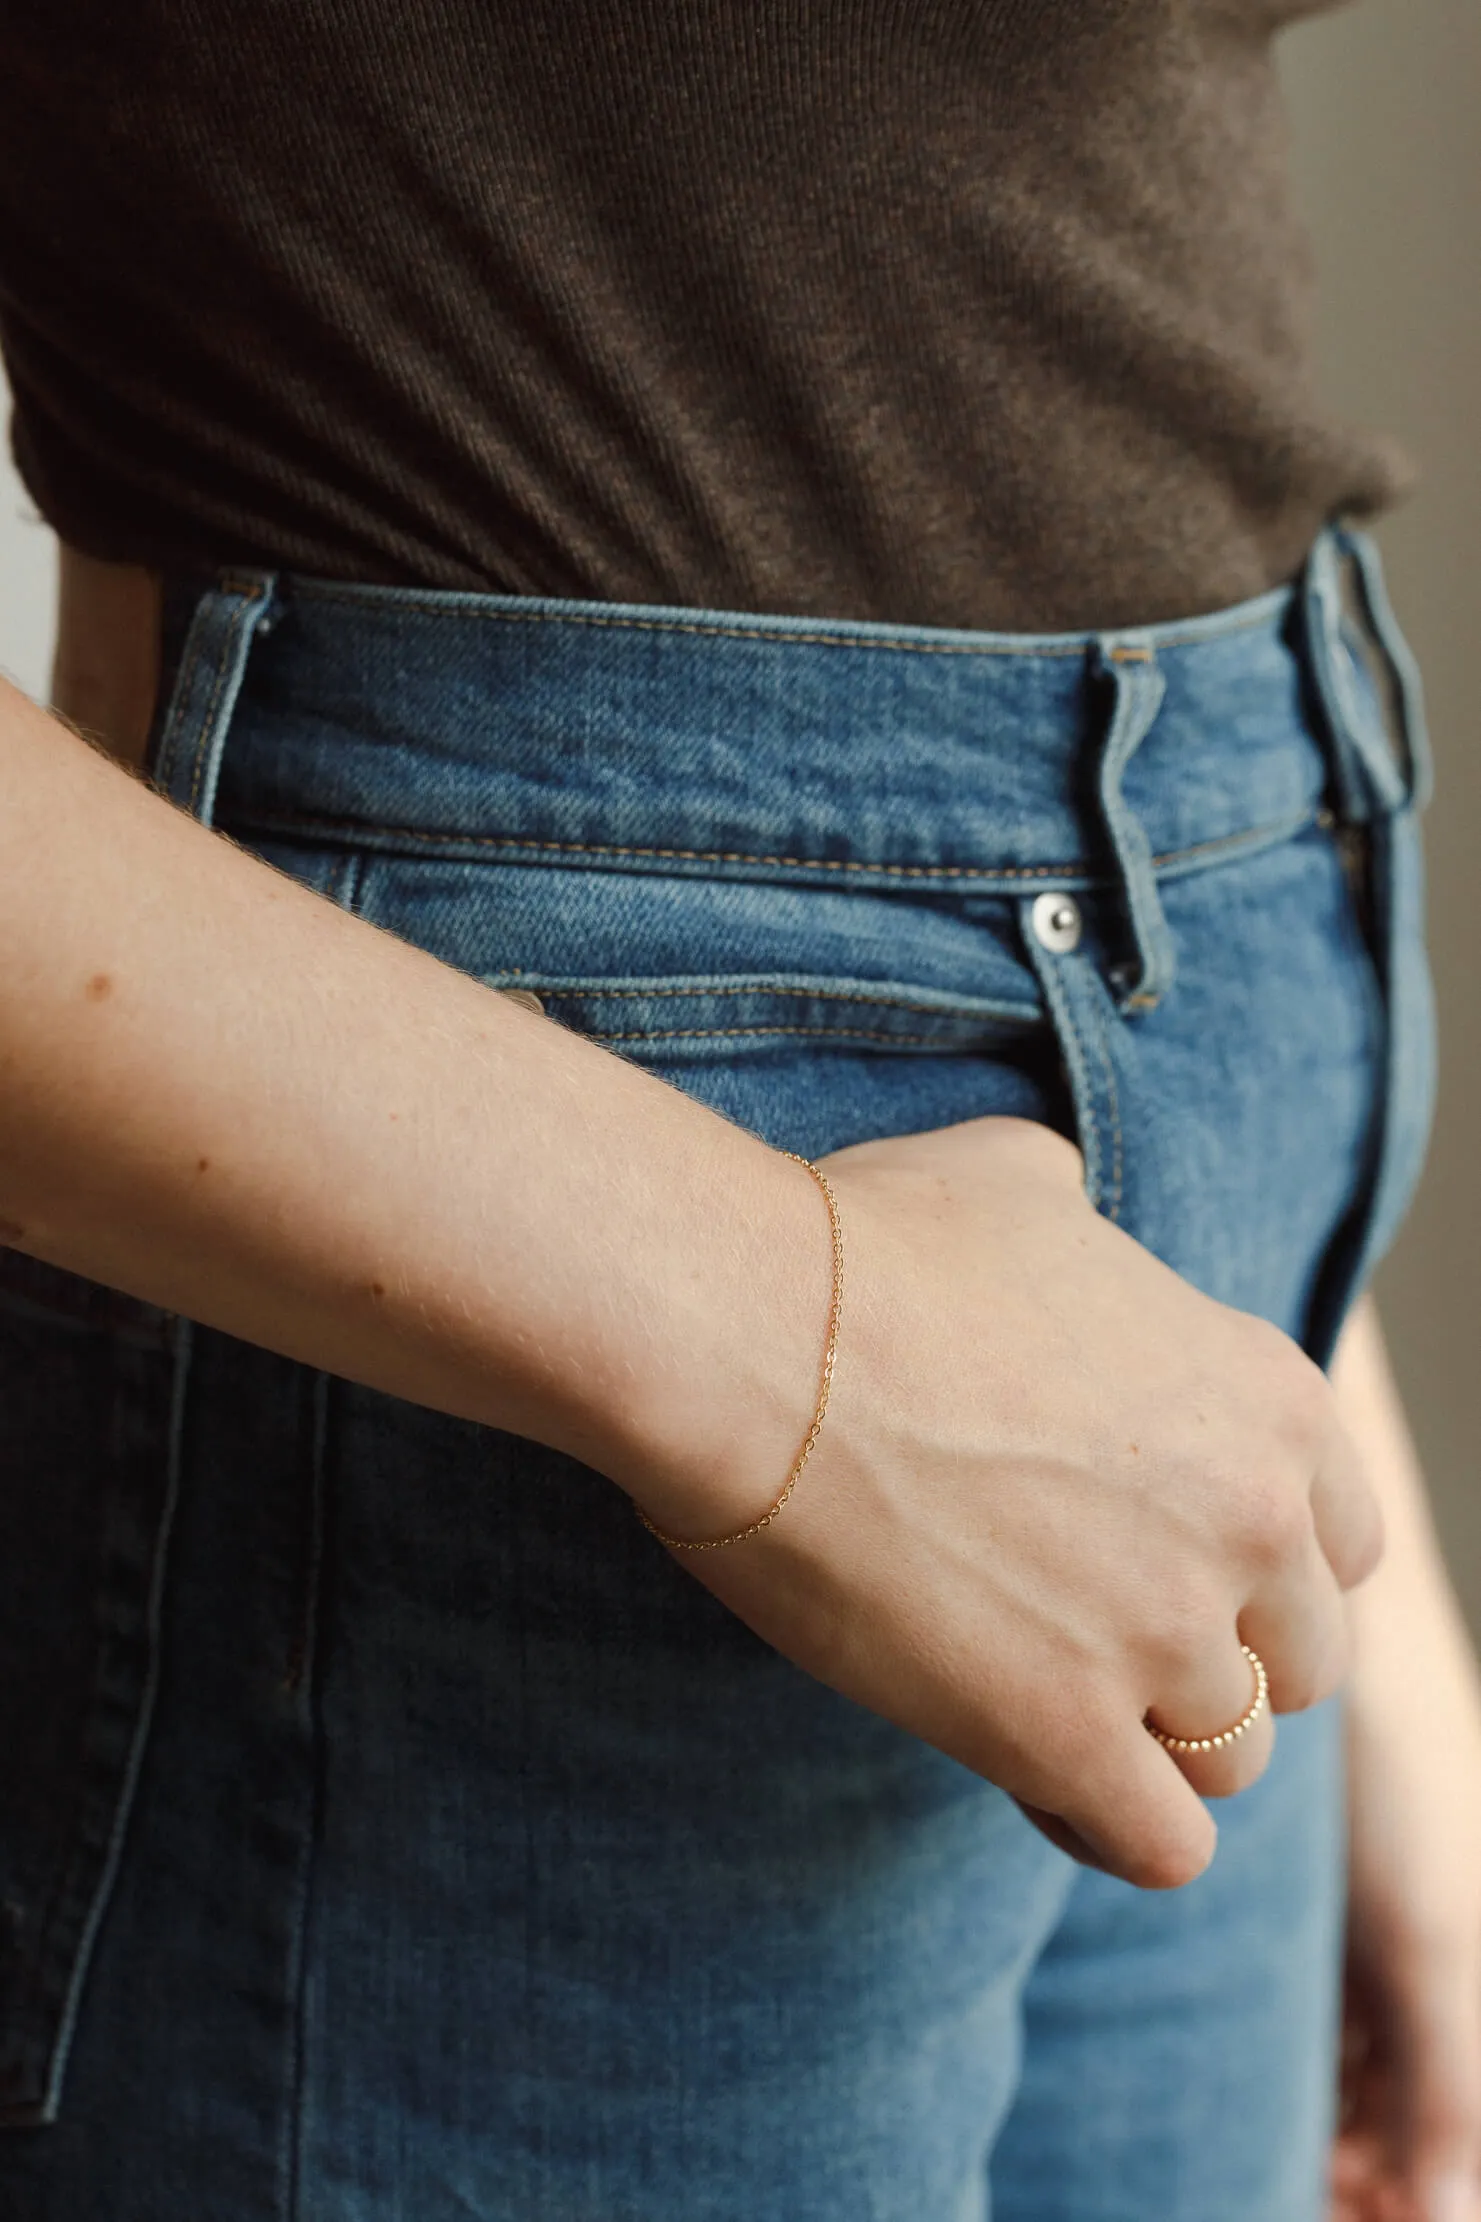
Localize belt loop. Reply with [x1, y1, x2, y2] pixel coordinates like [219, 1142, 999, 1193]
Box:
[1301, 524, 1427, 825]
[1339, 522, 1433, 813]
[151, 571, 280, 829]
[1091, 635, 1173, 1014]
[1302, 529, 1381, 824]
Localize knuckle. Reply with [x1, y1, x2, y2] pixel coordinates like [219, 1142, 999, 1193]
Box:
[1002, 1114, 1081, 1168]
[1239, 1315, 1328, 1434]
[1237, 1310, 1302, 1379]
[1140, 1596, 1224, 1687]
[1231, 1475, 1310, 1573]
[1344, 1499, 1386, 1590]
[1267, 1342, 1336, 1453]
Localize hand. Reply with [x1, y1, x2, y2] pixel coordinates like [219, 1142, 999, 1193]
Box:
[1331, 1553, 1481, 2222]
[639, 1116, 1383, 1891]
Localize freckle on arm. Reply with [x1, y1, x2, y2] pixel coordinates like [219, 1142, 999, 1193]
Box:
[84, 972, 113, 1001]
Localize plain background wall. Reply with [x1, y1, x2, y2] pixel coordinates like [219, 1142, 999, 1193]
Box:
[0, 0, 1476, 1624]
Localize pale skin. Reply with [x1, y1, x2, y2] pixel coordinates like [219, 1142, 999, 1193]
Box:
[1329, 1306, 1481, 2222]
[0, 548, 1475, 2217]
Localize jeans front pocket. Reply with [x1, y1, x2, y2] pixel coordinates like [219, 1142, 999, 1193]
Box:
[337, 847, 1065, 1156]
[0, 1255, 187, 2128]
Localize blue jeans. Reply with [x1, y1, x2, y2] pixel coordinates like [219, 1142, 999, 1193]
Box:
[0, 529, 1435, 2219]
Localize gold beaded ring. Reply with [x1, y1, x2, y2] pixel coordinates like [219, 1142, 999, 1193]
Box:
[1145, 1644, 1269, 1754]
[637, 1154, 844, 1553]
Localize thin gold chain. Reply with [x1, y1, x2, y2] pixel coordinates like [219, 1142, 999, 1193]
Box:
[636, 1153, 844, 1552]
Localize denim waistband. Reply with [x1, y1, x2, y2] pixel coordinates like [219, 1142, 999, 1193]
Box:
[152, 524, 1428, 1019]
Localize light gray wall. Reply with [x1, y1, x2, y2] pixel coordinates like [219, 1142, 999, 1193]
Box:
[0, 447, 55, 701]
[0, 0, 1476, 1617]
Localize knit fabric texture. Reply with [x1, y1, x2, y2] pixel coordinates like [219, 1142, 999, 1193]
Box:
[0, 0, 1406, 629]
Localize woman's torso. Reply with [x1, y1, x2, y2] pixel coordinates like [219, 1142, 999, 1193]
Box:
[6, 0, 1403, 681]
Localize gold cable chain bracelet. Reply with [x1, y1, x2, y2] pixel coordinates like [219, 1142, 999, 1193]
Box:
[636, 1153, 845, 1552]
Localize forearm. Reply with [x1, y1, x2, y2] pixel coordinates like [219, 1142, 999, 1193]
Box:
[0, 676, 819, 1514]
[1332, 1297, 1481, 1884]
[1328, 1291, 1481, 2222]
[1330, 1293, 1481, 1737]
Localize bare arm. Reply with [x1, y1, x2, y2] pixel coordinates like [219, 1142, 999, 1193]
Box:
[0, 670, 817, 1523]
[1333, 1298, 1480, 1751]
[1329, 1297, 1481, 2222]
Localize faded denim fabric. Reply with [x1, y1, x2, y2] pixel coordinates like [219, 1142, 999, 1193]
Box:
[0, 528, 1435, 2219]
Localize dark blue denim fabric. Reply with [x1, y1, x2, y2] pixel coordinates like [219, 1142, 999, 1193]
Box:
[0, 529, 1435, 2219]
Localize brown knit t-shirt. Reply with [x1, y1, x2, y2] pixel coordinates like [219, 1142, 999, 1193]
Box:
[0, 0, 1405, 631]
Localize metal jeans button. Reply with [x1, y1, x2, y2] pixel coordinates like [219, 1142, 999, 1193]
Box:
[1030, 891, 1083, 954]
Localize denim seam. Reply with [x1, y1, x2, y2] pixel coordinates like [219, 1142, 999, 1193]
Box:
[35, 1317, 193, 2124]
[188, 613, 245, 820]
[289, 584, 1282, 659]
[1088, 989, 1126, 1225]
[593, 1022, 968, 1046]
[154, 577, 267, 814]
[1061, 992, 1103, 1209]
[153, 616, 212, 802]
[503, 981, 1035, 1019]
[1148, 809, 1324, 885]
[238, 808, 1317, 885]
[283, 853, 357, 2221]
[1027, 941, 1104, 1214]
[283, 1369, 331, 2222]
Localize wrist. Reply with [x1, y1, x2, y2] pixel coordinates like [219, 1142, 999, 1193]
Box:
[595, 1129, 836, 1541]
